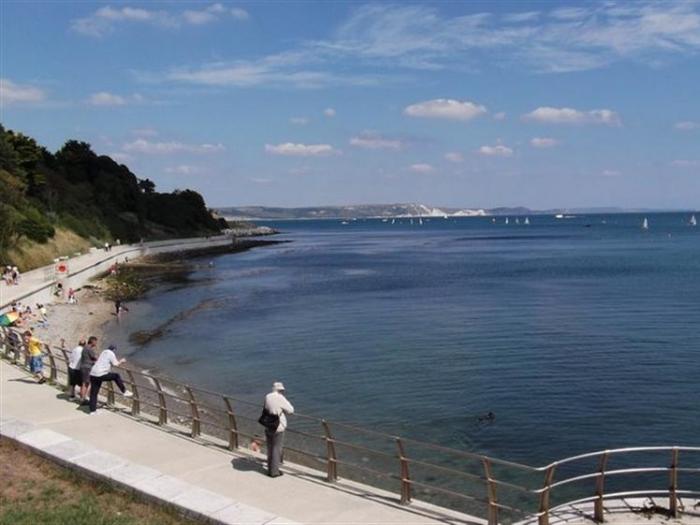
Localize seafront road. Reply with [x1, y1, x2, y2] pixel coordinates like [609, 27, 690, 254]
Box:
[0, 235, 236, 310]
[1, 361, 483, 524]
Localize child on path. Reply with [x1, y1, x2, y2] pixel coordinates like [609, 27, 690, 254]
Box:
[22, 330, 46, 383]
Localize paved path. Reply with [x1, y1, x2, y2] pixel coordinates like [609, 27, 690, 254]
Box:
[0, 361, 482, 525]
[0, 235, 234, 310]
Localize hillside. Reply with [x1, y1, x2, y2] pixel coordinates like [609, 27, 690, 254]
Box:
[0, 125, 225, 269]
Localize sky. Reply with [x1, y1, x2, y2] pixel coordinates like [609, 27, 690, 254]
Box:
[1, 1, 699, 210]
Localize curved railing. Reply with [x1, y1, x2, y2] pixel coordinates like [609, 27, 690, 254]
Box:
[1, 326, 698, 524]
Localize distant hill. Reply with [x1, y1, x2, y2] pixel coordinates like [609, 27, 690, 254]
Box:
[218, 203, 543, 219]
[216, 204, 658, 220]
[0, 124, 225, 268]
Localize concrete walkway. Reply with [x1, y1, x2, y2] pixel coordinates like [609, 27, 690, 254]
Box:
[0, 235, 234, 310]
[0, 361, 482, 525]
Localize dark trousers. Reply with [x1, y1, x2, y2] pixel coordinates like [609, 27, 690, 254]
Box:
[89, 373, 125, 412]
[265, 429, 285, 476]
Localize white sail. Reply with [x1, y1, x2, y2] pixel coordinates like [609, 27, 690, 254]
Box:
[505, 217, 509, 225]
[690, 214, 697, 226]
[642, 217, 649, 230]
[515, 218, 520, 225]
[524, 217, 530, 225]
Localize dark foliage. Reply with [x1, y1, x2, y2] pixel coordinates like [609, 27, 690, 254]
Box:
[0, 124, 222, 260]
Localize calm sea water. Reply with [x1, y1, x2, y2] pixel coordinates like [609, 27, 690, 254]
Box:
[105, 213, 700, 467]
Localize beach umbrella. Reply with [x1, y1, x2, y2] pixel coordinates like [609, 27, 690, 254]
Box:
[0, 311, 20, 326]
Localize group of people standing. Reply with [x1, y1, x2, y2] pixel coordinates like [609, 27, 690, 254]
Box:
[65, 336, 133, 413]
[2, 265, 20, 286]
[21, 330, 133, 414]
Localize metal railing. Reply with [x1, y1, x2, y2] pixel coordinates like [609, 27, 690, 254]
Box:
[1, 326, 698, 524]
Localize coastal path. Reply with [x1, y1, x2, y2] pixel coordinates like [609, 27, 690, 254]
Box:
[0, 235, 235, 310]
[0, 360, 483, 525]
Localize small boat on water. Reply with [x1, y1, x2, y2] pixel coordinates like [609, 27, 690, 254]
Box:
[515, 218, 520, 225]
[690, 214, 697, 227]
[341, 220, 349, 225]
[555, 213, 564, 219]
[642, 217, 649, 230]
[391, 219, 395, 225]
[524, 217, 530, 225]
[419, 217, 423, 225]
[491, 218, 496, 223]
[505, 217, 509, 225]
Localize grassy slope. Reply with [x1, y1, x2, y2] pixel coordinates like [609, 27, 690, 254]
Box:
[7, 227, 93, 271]
[0, 439, 199, 525]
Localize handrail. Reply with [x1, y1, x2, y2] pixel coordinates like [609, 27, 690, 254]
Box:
[1, 326, 697, 525]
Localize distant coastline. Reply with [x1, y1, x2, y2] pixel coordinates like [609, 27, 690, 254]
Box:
[217, 203, 695, 221]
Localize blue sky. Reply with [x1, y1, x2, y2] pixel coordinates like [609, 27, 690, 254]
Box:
[1, 1, 699, 209]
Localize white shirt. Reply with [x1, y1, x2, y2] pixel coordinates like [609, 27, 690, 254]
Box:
[90, 349, 120, 377]
[264, 391, 294, 432]
[68, 345, 83, 370]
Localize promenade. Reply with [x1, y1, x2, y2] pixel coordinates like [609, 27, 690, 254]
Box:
[0, 235, 235, 310]
[0, 361, 481, 525]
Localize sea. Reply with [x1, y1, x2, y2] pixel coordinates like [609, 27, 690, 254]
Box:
[104, 212, 699, 469]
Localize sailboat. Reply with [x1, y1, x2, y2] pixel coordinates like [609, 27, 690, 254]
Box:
[391, 219, 395, 225]
[419, 217, 423, 225]
[491, 218, 496, 223]
[642, 217, 649, 230]
[505, 217, 509, 225]
[690, 214, 697, 227]
[515, 218, 520, 225]
[524, 217, 530, 225]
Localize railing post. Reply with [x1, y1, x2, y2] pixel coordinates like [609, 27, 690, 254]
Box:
[594, 452, 609, 522]
[669, 448, 679, 518]
[59, 347, 70, 389]
[321, 420, 338, 482]
[538, 465, 557, 525]
[185, 386, 201, 438]
[106, 381, 116, 405]
[482, 458, 499, 525]
[153, 377, 168, 425]
[126, 370, 140, 415]
[43, 343, 57, 383]
[222, 396, 239, 450]
[396, 438, 412, 505]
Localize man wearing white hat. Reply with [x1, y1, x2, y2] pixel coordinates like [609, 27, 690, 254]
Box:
[263, 381, 294, 477]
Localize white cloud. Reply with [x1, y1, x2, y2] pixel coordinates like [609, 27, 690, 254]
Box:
[0, 78, 46, 105]
[315, 3, 700, 73]
[230, 8, 250, 20]
[88, 92, 127, 106]
[409, 163, 435, 174]
[349, 131, 403, 150]
[493, 112, 507, 121]
[265, 143, 339, 157]
[675, 121, 699, 131]
[131, 128, 158, 137]
[110, 152, 133, 164]
[404, 98, 487, 121]
[324, 107, 336, 117]
[123, 138, 225, 155]
[530, 137, 559, 148]
[601, 169, 621, 177]
[671, 159, 700, 168]
[72, 3, 248, 37]
[445, 152, 464, 163]
[165, 56, 381, 89]
[478, 144, 514, 157]
[290, 117, 309, 125]
[523, 107, 621, 126]
[165, 165, 201, 175]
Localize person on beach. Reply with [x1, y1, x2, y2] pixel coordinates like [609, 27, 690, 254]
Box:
[67, 339, 86, 399]
[263, 381, 294, 477]
[22, 330, 46, 383]
[88, 344, 132, 414]
[79, 336, 99, 403]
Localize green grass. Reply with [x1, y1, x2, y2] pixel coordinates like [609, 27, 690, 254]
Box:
[0, 439, 199, 525]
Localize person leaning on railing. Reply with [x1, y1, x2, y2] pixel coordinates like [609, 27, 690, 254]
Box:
[88, 344, 133, 414]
